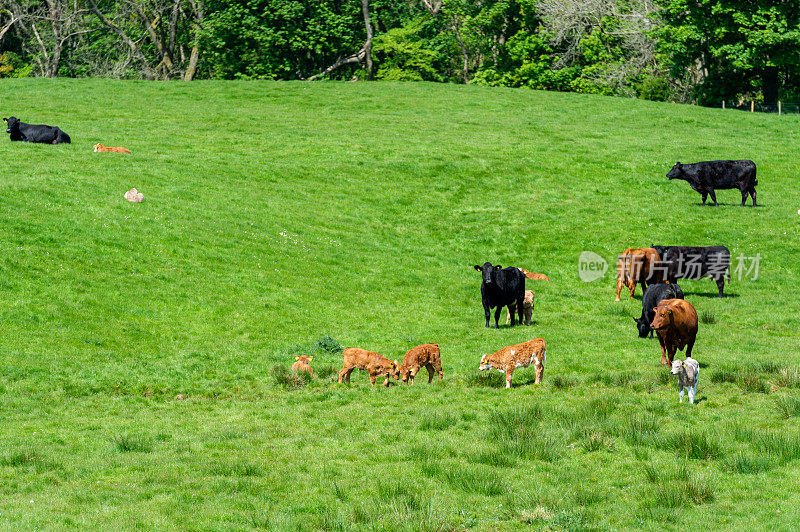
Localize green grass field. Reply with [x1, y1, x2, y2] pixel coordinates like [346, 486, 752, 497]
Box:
[1, 79, 800, 530]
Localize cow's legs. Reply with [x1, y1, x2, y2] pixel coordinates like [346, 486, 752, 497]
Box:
[628, 279, 636, 298]
[615, 278, 624, 301]
[408, 365, 419, 384]
[679, 386, 684, 403]
[659, 341, 668, 365]
[517, 298, 524, 326]
[709, 189, 718, 206]
[434, 360, 443, 380]
[750, 189, 757, 207]
[701, 192, 708, 205]
[369, 374, 376, 386]
[338, 365, 350, 383]
[688, 385, 696, 404]
[715, 276, 725, 297]
[524, 307, 532, 325]
[425, 364, 435, 383]
[505, 368, 514, 389]
[483, 303, 491, 328]
[667, 346, 677, 365]
[495, 307, 503, 328]
[740, 188, 748, 207]
[686, 336, 695, 359]
[505, 305, 513, 325]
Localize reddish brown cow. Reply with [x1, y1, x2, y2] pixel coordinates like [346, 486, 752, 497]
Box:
[650, 299, 698, 365]
[338, 348, 400, 386]
[399, 343, 443, 384]
[615, 248, 661, 301]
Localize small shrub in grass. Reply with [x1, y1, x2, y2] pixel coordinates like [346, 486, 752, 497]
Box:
[551, 374, 579, 389]
[758, 361, 784, 374]
[699, 310, 716, 324]
[774, 396, 800, 419]
[317, 335, 342, 353]
[725, 452, 773, 474]
[755, 433, 800, 463]
[582, 432, 614, 453]
[738, 372, 769, 394]
[616, 413, 660, 445]
[114, 435, 153, 453]
[666, 430, 721, 460]
[271, 364, 304, 390]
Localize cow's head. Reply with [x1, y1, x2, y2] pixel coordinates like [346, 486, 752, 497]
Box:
[633, 317, 650, 338]
[383, 360, 401, 385]
[650, 304, 673, 331]
[4, 116, 20, 134]
[399, 362, 411, 384]
[651, 245, 669, 259]
[478, 354, 492, 371]
[474, 262, 500, 285]
[667, 162, 684, 180]
[670, 359, 684, 375]
[295, 355, 313, 364]
[93, 143, 102, 152]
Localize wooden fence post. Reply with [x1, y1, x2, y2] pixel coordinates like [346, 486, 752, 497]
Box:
[722, 100, 725, 109]
[779, 101, 782, 115]
[751, 101, 755, 113]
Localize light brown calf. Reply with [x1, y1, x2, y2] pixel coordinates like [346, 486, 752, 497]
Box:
[94, 143, 131, 154]
[505, 290, 534, 325]
[478, 338, 547, 389]
[338, 348, 400, 386]
[615, 248, 660, 301]
[291, 355, 314, 376]
[400, 343, 443, 384]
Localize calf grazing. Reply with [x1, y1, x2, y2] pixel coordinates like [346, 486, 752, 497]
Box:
[505, 290, 534, 325]
[4, 116, 71, 144]
[291, 355, 314, 377]
[399, 343, 443, 384]
[338, 348, 400, 386]
[634, 283, 684, 338]
[615, 248, 661, 301]
[478, 338, 546, 389]
[651, 299, 698, 366]
[651, 245, 730, 297]
[94, 143, 131, 154]
[671, 357, 700, 404]
[474, 262, 525, 328]
[667, 160, 757, 206]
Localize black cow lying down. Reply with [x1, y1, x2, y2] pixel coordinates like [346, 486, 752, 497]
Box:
[667, 160, 757, 206]
[474, 262, 525, 328]
[4, 116, 71, 144]
[634, 282, 684, 338]
[652, 245, 730, 297]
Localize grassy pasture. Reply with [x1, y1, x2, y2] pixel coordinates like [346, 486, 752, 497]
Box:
[1, 78, 800, 529]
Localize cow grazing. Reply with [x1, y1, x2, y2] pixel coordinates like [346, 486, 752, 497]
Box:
[291, 355, 314, 377]
[615, 248, 661, 301]
[505, 290, 534, 325]
[667, 160, 757, 206]
[399, 343, 443, 384]
[650, 299, 698, 366]
[671, 357, 700, 404]
[474, 262, 526, 328]
[4, 116, 71, 144]
[338, 348, 400, 386]
[478, 338, 546, 388]
[651, 245, 730, 297]
[634, 283, 684, 338]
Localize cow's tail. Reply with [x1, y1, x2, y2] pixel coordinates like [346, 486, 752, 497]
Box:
[519, 268, 550, 281]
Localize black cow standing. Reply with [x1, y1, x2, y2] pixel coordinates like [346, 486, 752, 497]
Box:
[652, 245, 730, 297]
[474, 262, 525, 328]
[667, 160, 757, 206]
[634, 283, 684, 338]
[4, 116, 71, 144]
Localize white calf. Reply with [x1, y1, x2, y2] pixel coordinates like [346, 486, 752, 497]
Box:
[671, 357, 700, 404]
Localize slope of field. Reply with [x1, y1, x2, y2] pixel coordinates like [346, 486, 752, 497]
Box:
[1, 79, 799, 529]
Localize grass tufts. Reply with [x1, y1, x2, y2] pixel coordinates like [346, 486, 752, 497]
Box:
[114, 435, 153, 453]
[699, 310, 716, 324]
[551, 374, 579, 389]
[685, 472, 714, 504]
[271, 364, 305, 390]
[0, 451, 39, 467]
[775, 367, 800, 389]
[724, 452, 773, 474]
[774, 396, 800, 419]
[643, 464, 659, 483]
[443, 466, 504, 496]
[317, 335, 343, 353]
[212, 460, 262, 477]
[582, 432, 615, 453]
[419, 411, 456, 431]
[665, 430, 721, 460]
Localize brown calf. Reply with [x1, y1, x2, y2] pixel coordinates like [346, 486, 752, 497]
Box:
[291, 355, 314, 376]
[651, 299, 698, 365]
[478, 338, 546, 389]
[505, 289, 534, 325]
[400, 343, 443, 384]
[615, 248, 660, 301]
[338, 348, 400, 386]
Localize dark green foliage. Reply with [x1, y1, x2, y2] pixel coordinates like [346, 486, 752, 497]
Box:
[699, 310, 716, 325]
[317, 335, 343, 354]
[665, 430, 721, 460]
[271, 364, 306, 390]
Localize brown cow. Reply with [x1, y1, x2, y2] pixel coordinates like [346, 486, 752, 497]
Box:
[338, 348, 400, 386]
[291, 355, 314, 376]
[478, 338, 546, 389]
[399, 343, 443, 384]
[505, 290, 534, 325]
[519, 268, 551, 281]
[615, 248, 661, 301]
[650, 299, 698, 365]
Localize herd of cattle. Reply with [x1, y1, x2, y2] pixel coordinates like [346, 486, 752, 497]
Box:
[5, 117, 756, 402]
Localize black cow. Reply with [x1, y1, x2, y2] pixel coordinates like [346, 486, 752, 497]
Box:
[4, 116, 71, 144]
[634, 283, 684, 338]
[667, 160, 757, 206]
[474, 262, 525, 328]
[651, 245, 730, 297]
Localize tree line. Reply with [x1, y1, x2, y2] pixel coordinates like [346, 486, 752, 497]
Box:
[1, 0, 799, 105]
